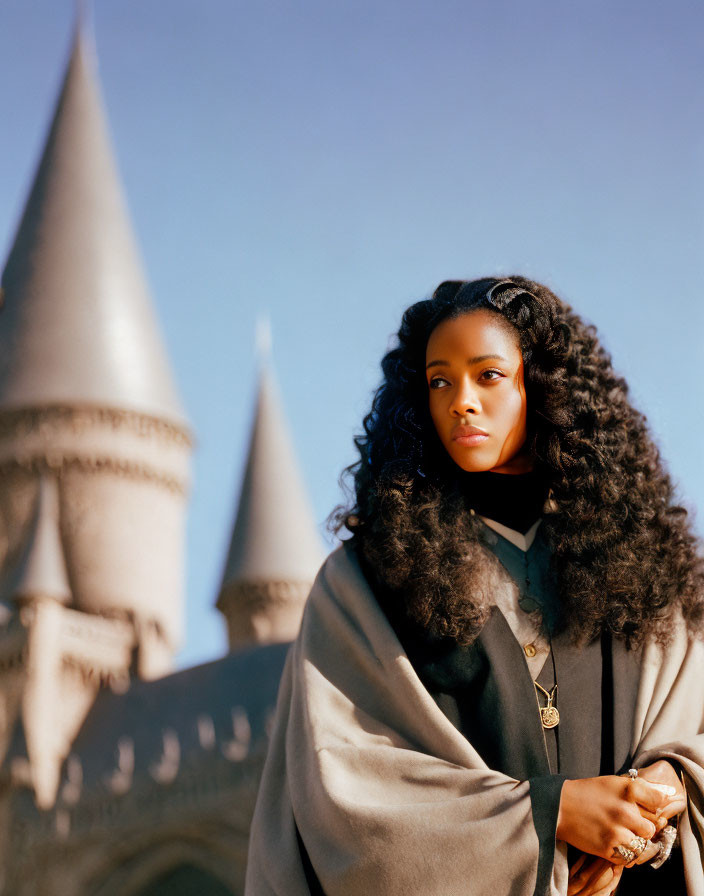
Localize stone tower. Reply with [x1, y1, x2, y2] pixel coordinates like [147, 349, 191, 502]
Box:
[217, 356, 324, 651]
[0, 25, 191, 808]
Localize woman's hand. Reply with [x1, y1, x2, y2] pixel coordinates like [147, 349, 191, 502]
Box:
[556, 775, 668, 862]
[636, 759, 686, 822]
[568, 854, 623, 896]
[563, 762, 685, 890]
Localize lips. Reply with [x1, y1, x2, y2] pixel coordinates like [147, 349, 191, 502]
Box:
[452, 424, 488, 446]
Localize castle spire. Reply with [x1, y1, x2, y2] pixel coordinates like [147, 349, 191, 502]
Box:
[2, 476, 70, 606]
[0, 25, 184, 424]
[0, 27, 191, 679]
[217, 360, 324, 651]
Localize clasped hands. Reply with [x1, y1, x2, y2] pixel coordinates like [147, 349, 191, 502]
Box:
[557, 760, 686, 896]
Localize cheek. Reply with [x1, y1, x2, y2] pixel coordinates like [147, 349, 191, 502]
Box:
[509, 399, 527, 442]
[496, 387, 527, 439]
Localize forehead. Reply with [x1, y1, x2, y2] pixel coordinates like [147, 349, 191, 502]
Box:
[425, 309, 521, 360]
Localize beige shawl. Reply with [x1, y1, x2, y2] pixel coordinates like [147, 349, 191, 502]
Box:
[246, 545, 704, 895]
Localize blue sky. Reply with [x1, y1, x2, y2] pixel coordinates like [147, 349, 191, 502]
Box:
[1, 1, 702, 669]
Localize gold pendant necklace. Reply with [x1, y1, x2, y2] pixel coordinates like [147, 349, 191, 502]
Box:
[534, 681, 559, 729]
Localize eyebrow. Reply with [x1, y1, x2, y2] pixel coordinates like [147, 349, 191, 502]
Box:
[425, 354, 508, 370]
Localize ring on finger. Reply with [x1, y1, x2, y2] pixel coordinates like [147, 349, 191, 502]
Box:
[628, 836, 647, 857]
[612, 845, 636, 862]
[651, 825, 677, 870]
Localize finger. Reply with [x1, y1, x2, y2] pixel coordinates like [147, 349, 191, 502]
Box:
[658, 797, 687, 819]
[568, 877, 584, 895]
[569, 853, 588, 880]
[569, 865, 593, 896]
[628, 778, 672, 812]
[597, 869, 624, 896]
[634, 841, 660, 865]
[600, 866, 624, 895]
[649, 781, 683, 799]
[637, 762, 683, 794]
[568, 873, 589, 896]
[592, 879, 620, 896]
[637, 808, 663, 827]
[568, 877, 583, 895]
[570, 861, 615, 896]
[626, 811, 658, 842]
[571, 853, 588, 874]
[569, 857, 600, 894]
[638, 809, 675, 837]
[579, 864, 620, 896]
[610, 825, 653, 865]
[609, 845, 631, 867]
[587, 863, 617, 890]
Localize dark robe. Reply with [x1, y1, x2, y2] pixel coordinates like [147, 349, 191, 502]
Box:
[296, 472, 686, 893]
[383, 521, 686, 894]
[246, 537, 701, 896]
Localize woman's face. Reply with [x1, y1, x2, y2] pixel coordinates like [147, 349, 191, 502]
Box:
[425, 309, 531, 474]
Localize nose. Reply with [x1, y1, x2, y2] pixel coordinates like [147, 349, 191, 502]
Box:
[449, 376, 481, 417]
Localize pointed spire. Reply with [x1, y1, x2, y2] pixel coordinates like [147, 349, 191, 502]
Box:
[2, 477, 71, 605]
[217, 359, 324, 650]
[220, 365, 324, 589]
[254, 314, 273, 363]
[0, 27, 185, 424]
[75, 0, 92, 30]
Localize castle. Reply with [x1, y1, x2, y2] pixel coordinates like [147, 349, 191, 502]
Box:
[0, 25, 323, 895]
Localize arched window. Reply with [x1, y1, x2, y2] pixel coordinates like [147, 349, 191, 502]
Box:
[134, 863, 237, 896]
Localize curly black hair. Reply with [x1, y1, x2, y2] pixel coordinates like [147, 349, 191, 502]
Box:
[333, 276, 704, 647]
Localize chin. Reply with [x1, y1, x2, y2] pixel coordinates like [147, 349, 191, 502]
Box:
[447, 449, 498, 474]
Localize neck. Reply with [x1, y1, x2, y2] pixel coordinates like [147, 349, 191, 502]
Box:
[464, 469, 548, 534]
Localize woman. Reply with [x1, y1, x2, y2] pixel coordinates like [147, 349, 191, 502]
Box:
[246, 277, 704, 895]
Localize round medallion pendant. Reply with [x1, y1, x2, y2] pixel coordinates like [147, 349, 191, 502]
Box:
[540, 706, 560, 729]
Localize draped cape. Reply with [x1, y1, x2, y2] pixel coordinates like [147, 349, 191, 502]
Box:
[245, 544, 704, 896]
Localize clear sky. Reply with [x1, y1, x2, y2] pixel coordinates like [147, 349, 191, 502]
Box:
[1, 0, 702, 670]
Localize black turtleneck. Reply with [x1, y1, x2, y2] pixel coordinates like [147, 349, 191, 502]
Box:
[464, 471, 548, 535]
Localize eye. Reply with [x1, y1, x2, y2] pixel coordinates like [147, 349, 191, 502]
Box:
[428, 376, 450, 390]
[479, 369, 504, 382]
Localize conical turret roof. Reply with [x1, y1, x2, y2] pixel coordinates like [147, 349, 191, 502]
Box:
[220, 365, 324, 589]
[0, 26, 185, 424]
